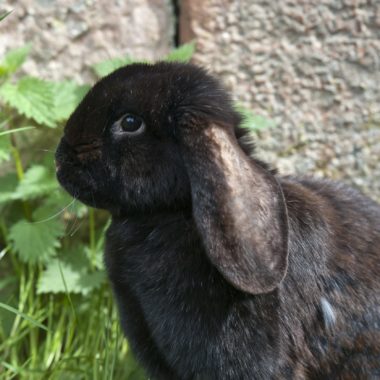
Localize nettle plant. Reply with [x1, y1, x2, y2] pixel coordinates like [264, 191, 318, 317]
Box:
[0, 43, 101, 295]
[0, 35, 272, 378]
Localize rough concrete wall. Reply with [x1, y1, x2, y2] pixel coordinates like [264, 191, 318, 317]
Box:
[180, 0, 380, 201]
[0, 0, 174, 83]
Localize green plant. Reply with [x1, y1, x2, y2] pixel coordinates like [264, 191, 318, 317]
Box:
[234, 103, 275, 132]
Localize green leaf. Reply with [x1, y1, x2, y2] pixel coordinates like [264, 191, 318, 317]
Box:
[9, 219, 64, 264]
[234, 104, 275, 131]
[78, 271, 106, 295]
[0, 302, 48, 331]
[67, 199, 88, 218]
[38, 244, 105, 295]
[43, 190, 88, 219]
[165, 42, 195, 63]
[61, 244, 90, 270]
[0, 134, 12, 163]
[92, 56, 136, 78]
[51, 81, 90, 121]
[32, 198, 66, 222]
[0, 44, 32, 76]
[38, 257, 105, 295]
[0, 77, 89, 126]
[0, 173, 18, 204]
[0, 77, 57, 127]
[93, 218, 110, 269]
[38, 259, 81, 294]
[84, 245, 104, 271]
[14, 165, 58, 200]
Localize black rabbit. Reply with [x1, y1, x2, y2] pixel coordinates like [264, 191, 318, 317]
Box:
[55, 62, 380, 380]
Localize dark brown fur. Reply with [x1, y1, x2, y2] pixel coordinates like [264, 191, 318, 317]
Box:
[55, 62, 380, 379]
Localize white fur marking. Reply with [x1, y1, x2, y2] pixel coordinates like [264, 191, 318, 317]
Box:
[320, 297, 336, 329]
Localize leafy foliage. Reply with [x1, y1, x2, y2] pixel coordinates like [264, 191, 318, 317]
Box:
[92, 41, 196, 79]
[92, 56, 137, 78]
[0, 173, 18, 204]
[9, 219, 64, 264]
[38, 245, 105, 295]
[0, 77, 57, 127]
[235, 103, 276, 131]
[43, 190, 88, 218]
[51, 81, 90, 121]
[0, 77, 88, 128]
[0, 133, 11, 163]
[38, 259, 83, 294]
[0, 13, 144, 380]
[14, 165, 58, 200]
[78, 270, 106, 293]
[0, 44, 32, 76]
[165, 41, 195, 63]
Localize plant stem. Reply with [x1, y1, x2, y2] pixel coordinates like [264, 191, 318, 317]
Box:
[11, 143, 24, 181]
[10, 137, 32, 221]
[0, 218, 21, 276]
[89, 208, 96, 268]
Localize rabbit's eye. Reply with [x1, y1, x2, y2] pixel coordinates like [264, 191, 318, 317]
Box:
[116, 113, 146, 135]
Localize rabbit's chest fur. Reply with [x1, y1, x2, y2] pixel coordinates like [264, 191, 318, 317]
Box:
[105, 213, 285, 379]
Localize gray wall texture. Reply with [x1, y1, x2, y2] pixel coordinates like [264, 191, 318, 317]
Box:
[1, 0, 379, 201]
[0, 0, 174, 82]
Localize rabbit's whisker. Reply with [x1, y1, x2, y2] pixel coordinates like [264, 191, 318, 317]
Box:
[66, 212, 79, 235]
[38, 149, 56, 154]
[69, 219, 83, 237]
[65, 193, 81, 235]
[30, 197, 77, 224]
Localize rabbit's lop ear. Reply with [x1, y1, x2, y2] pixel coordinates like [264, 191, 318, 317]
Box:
[179, 124, 289, 294]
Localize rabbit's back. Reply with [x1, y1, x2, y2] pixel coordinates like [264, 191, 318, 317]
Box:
[279, 176, 380, 378]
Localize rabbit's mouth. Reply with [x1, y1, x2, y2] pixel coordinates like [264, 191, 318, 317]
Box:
[55, 137, 113, 211]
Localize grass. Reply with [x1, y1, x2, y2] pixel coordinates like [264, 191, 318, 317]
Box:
[0, 260, 146, 380]
[0, 136, 146, 379]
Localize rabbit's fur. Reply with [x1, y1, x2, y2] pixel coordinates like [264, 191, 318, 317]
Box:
[56, 62, 380, 379]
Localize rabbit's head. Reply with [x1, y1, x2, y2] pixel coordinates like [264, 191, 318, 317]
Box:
[56, 62, 288, 295]
[56, 62, 241, 213]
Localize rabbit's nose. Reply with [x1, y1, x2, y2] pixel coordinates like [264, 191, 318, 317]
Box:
[73, 140, 102, 154]
[73, 140, 103, 162]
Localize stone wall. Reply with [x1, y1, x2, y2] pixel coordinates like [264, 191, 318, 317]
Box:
[180, 0, 380, 201]
[1, 0, 379, 200]
[0, 0, 174, 83]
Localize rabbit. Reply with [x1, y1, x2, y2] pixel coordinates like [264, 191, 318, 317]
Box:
[55, 62, 380, 380]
